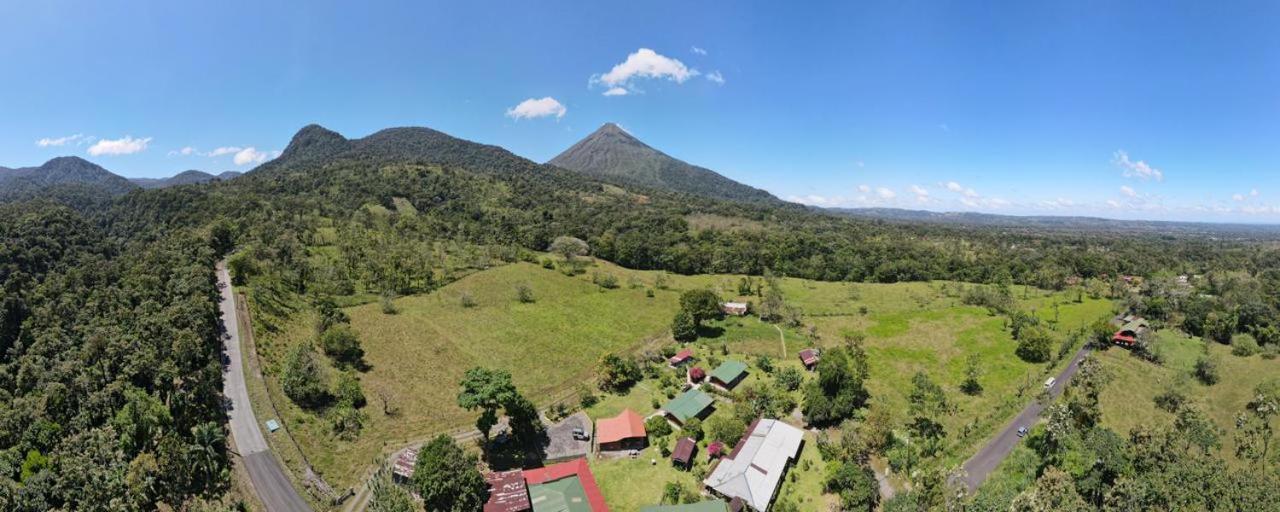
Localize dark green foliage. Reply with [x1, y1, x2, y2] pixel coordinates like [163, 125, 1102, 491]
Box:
[320, 324, 364, 365]
[682, 417, 704, 441]
[961, 354, 983, 395]
[368, 464, 416, 512]
[597, 353, 642, 392]
[335, 372, 366, 408]
[283, 343, 329, 407]
[775, 366, 804, 391]
[671, 309, 697, 342]
[825, 461, 879, 511]
[706, 415, 747, 446]
[1205, 310, 1237, 344]
[646, 415, 673, 438]
[755, 354, 774, 373]
[1194, 355, 1220, 385]
[1231, 334, 1260, 356]
[456, 367, 542, 444]
[411, 435, 487, 512]
[1016, 325, 1056, 363]
[803, 345, 870, 426]
[734, 382, 797, 424]
[679, 288, 722, 323]
[515, 283, 535, 303]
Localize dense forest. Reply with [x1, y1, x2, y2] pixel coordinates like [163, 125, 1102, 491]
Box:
[2, 123, 1279, 509]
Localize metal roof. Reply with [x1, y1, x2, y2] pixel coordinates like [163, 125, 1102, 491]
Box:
[710, 360, 748, 384]
[662, 389, 714, 423]
[703, 419, 804, 512]
[640, 500, 729, 512]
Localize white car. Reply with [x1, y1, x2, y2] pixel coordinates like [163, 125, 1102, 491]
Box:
[1044, 377, 1056, 389]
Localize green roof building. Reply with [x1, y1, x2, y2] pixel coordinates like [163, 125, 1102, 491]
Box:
[529, 475, 592, 512]
[662, 388, 714, 425]
[709, 360, 748, 390]
[640, 500, 729, 512]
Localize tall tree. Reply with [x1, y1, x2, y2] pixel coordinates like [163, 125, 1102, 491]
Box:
[411, 435, 487, 512]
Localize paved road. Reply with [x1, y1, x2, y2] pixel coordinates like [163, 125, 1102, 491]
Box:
[219, 261, 312, 512]
[959, 347, 1091, 491]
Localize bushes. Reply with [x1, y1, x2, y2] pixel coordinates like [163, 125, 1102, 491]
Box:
[320, 324, 364, 365]
[775, 366, 804, 392]
[597, 354, 642, 393]
[1015, 326, 1055, 363]
[283, 344, 328, 407]
[515, 283, 535, 303]
[646, 415, 673, 438]
[705, 415, 746, 446]
[1232, 334, 1261, 357]
[671, 310, 697, 342]
[1194, 355, 1220, 385]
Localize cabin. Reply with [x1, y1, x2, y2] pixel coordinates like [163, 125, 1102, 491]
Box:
[721, 302, 749, 316]
[484, 470, 531, 512]
[391, 447, 418, 484]
[662, 389, 715, 427]
[669, 348, 694, 368]
[673, 437, 697, 470]
[703, 419, 804, 511]
[1112, 317, 1150, 347]
[798, 349, 820, 371]
[709, 360, 748, 391]
[521, 458, 609, 512]
[596, 409, 647, 452]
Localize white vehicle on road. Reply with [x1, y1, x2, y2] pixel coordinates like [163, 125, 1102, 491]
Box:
[1044, 377, 1056, 389]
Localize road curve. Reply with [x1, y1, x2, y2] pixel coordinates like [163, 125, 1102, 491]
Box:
[219, 261, 313, 512]
[959, 346, 1091, 491]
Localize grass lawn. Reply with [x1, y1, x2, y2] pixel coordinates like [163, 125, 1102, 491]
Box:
[1095, 328, 1280, 466]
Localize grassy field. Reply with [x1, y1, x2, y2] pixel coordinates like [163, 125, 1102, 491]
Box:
[250, 257, 1117, 496]
[1095, 328, 1280, 465]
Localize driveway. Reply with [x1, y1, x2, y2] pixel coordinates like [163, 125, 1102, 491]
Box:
[958, 347, 1091, 491]
[220, 261, 312, 512]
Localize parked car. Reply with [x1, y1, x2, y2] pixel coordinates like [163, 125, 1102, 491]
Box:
[1044, 377, 1056, 389]
[1017, 426, 1029, 438]
[572, 427, 590, 441]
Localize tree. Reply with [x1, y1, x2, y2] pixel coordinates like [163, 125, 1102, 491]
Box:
[1205, 310, 1238, 344]
[457, 367, 518, 440]
[283, 343, 328, 407]
[1011, 466, 1090, 512]
[775, 366, 804, 391]
[682, 417, 704, 441]
[515, 283, 535, 303]
[1235, 379, 1279, 465]
[803, 346, 870, 425]
[671, 310, 697, 342]
[646, 415, 673, 438]
[411, 435, 487, 512]
[320, 324, 364, 365]
[335, 372, 366, 408]
[1194, 355, 1220, 385]
[961, 354, 983, 395]
[679, 289, 722, 324]
[112, 388, 172, 456]
[706, 415, 747, 446]
[597, 353, 641, 392]
[368, 464, 416, 512]
[548, 235, 589, 261]
[1016, 326, 1056, 363]
[825, 461, 879, 511]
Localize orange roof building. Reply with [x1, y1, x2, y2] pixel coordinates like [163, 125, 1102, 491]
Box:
[596, 409, 647, 451]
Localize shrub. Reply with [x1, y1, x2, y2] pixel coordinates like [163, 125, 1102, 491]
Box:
[334, 372, 366, 408]
[379, 291, 398, 315]
[682, 418, 704, 441]
[1194, 355, 1220, 385]
[1153, 387, 1186, 413]
[592, 272, 619, 289]
[320, 325, 364, 365]
[706, 415, 746, 445]
[460, 292, 477, 308]
[515, 284, 535, 303]
[671, 310, 697, 342]
[1263, 343, 1279, 360]
[775, 367, 804, 391]
[331, 405, 366, 439]
[1015, 326, 1055, 363]
[597, 354, 642, 393]
[1232, 334, 1261, 357]
[646, 415, 673, 438]
[283, 344, 328, 408]
[755, 355, 775, 373]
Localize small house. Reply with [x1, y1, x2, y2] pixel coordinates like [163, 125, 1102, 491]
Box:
[709, 360, 748, 390]
[392, 447, 418, 484]
[673, 437, 697, 469]
[798, 349, 820, 371]
[484, 470, 531, 512]
[522, 458, 609, 512]
[703, 419, 804, 512]
[669, 348, 694, 368]
[721, 302, 749, 316]
[596, 409, 647, 452]
[662, 389, 715, 426]
[1112, 317, 1149, 347]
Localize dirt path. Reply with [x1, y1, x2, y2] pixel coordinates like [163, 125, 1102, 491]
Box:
[773, 324, 787, 358]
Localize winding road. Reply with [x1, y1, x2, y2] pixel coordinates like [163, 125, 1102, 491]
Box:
[220, 261, 312, 512]
[958, 346, 1091, 491]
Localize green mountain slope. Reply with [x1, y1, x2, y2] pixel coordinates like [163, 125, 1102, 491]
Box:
[548, 123, 779, 203]
[0, 156, 138, 203]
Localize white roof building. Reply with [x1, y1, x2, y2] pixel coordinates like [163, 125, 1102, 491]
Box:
[703, 418, 804, 511]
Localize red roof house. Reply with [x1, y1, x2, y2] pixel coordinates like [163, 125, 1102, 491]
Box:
[521, 458, 609, 512]
[798, 349, 820, 370]
[669, 348, 694, 367]
[596, 409, 647, 451]
[673, 437, 697, 469]
[484, 470, 531, 512]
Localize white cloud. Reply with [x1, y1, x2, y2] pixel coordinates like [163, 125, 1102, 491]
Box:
[505, 97, 567, 120]
[1106, 199, 1122, 209]
[592, 48, 698, 95]
[1120, 185, 1137, 197]
[1232, 193, 1245, 202]
[857, 184, 870, 193]
[1251, 188, 1260, 197]
[36, 133, 86, 147]
[232, 147, 278, 166]
[909, 184, 929, 202]
[691, 46, 708, 56]
[943, 181, 979, 197]
[207, 146, 242, 157]
[876, 187, 896, 199]
[87, 136, 151, 156]
[602, 87, 629, 97]
[1112, 150, 1164, 181]
[706, 70, 725, 85]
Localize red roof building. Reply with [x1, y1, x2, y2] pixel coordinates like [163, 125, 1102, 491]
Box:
[521, 458, 609, 512]
[673, 437, 697, 469]
[484, 470, 531, 512]
[597, 409, 647, 451]
[669, 348, 694, 367]
[798, 349, 820, 370]
[391, 447, 417, 483]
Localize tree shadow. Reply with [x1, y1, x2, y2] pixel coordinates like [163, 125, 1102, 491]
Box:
[697, 325, 725, 339]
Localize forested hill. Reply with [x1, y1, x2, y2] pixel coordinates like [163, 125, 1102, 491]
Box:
[0, 156, 138, 203]
[131, 170, 242, 189]
[548, 122, 779, 204]
[829, 207, 1280, 237]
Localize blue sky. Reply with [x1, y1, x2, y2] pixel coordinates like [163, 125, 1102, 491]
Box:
[3, 1, 1280, 222]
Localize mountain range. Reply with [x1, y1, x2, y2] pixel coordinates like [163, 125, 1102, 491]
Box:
[131, 170, 242, 189]
[548, 122, 779, 203]
[0, 156, 138, 202]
